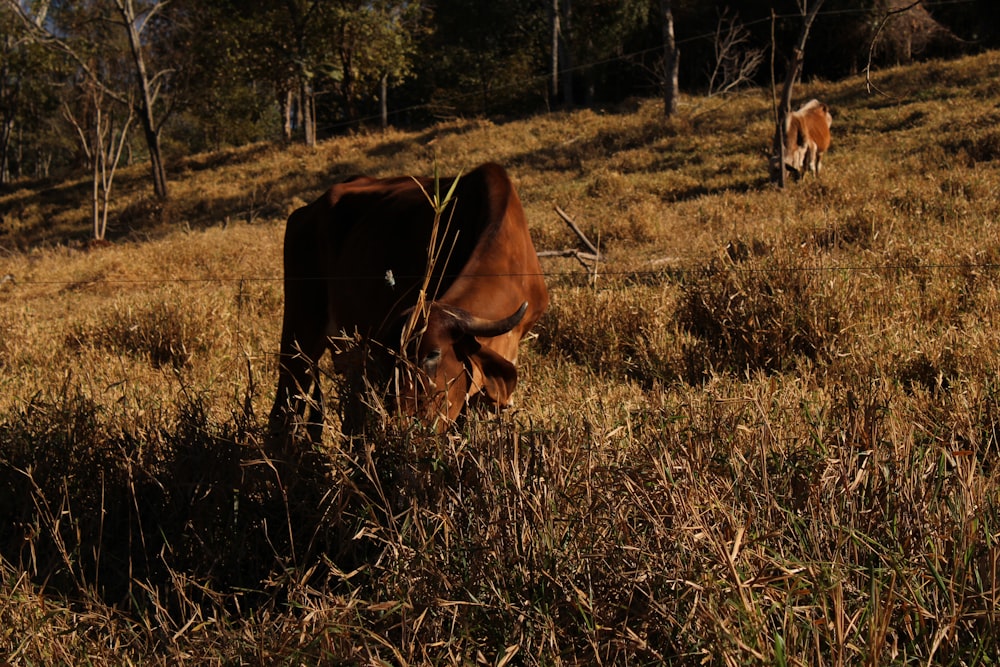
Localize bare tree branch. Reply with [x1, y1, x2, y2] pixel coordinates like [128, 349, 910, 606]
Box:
[708, 9, 765, 97]
[554, 206, 601, 257]
[5, 0, 173, 199]
[660, 0, 679, 117]
[2, 0, 129, 107]
[865, 0, 923, 96]
[62, 81, 136, 240]
[770, 9, 781, 187]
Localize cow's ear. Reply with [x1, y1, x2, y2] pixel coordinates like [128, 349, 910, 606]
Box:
[466, 344, 518, 406]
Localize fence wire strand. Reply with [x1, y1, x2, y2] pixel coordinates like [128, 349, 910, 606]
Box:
[3, 259, 1000, 290]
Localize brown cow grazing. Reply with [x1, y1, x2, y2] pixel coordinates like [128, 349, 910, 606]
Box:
[269, 162, 549, 442]
[781, 99, 833, 180]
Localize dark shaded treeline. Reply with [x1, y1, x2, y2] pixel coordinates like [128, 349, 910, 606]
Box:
[0, 0, 995, 191]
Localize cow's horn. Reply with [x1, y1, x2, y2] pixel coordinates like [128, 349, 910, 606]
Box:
[449, 301, 528, 338]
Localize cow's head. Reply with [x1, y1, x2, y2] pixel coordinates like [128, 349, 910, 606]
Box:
[782, 122, 809, 178]
[768, 144, 804, 183]
[396, 301, 528, 429]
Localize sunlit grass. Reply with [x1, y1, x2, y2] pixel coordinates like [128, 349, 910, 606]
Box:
[1, 50, 1000, 664]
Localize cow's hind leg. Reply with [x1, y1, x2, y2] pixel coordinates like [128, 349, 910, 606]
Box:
[805, 143, 818, 177]
[269, 336, 327, 447]
[268, 272, 329, 449]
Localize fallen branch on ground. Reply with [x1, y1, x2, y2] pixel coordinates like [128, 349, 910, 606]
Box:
[554, 205, 601, 257]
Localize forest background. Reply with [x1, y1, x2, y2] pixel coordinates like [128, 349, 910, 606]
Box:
[2, 0, 999, 204]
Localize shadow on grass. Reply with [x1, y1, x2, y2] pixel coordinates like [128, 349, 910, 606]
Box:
[173, 143, 276, 175]
[505, 112, 769, 202]
[0, 390, 367, 612]
[364, 121, 477, 159]
[1, 179, 95, 249]
[0, 141, 372, 248]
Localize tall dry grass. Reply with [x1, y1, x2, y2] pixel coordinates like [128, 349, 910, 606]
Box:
[2, 51, 1000, 664]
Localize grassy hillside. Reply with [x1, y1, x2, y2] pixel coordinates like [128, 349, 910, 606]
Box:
[2, 51, 1000, 664]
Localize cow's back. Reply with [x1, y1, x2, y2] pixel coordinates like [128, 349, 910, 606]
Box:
[286, 163, 523, 342]
[803, 101, 832, 152]
[782, 100, 833, 177]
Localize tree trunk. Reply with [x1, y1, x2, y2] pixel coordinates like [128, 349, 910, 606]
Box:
[141, 120, 168, 199]
[91, 138, 100, 240]
[660, 0, 679, 118]
[282, 89, 294, 142]
[560, 0, 573, 108]
[550, 0, 560, 104]
[771, 0, 826, 187]
[302, 78, 316, 147]
[116, 0, 168, 200]
[380, 73, 389, 130]
[340, 45, 358, 125]
[0, 64, 14, 185]
[0, 117, 12, 185]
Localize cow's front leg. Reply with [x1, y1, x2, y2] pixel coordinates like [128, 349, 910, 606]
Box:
[268, 331, 327, 449]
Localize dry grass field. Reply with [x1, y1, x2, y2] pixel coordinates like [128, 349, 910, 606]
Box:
[2, 51, 1000, 664]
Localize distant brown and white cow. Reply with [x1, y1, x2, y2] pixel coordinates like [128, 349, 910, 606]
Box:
[269, 162, 549, 442]
[781, 99, 833, 179]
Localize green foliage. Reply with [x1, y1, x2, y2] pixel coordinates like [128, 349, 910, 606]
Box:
[422, 0, 547, 116]
[3, 0, 997, 184]
[0, 4, 75, 182]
